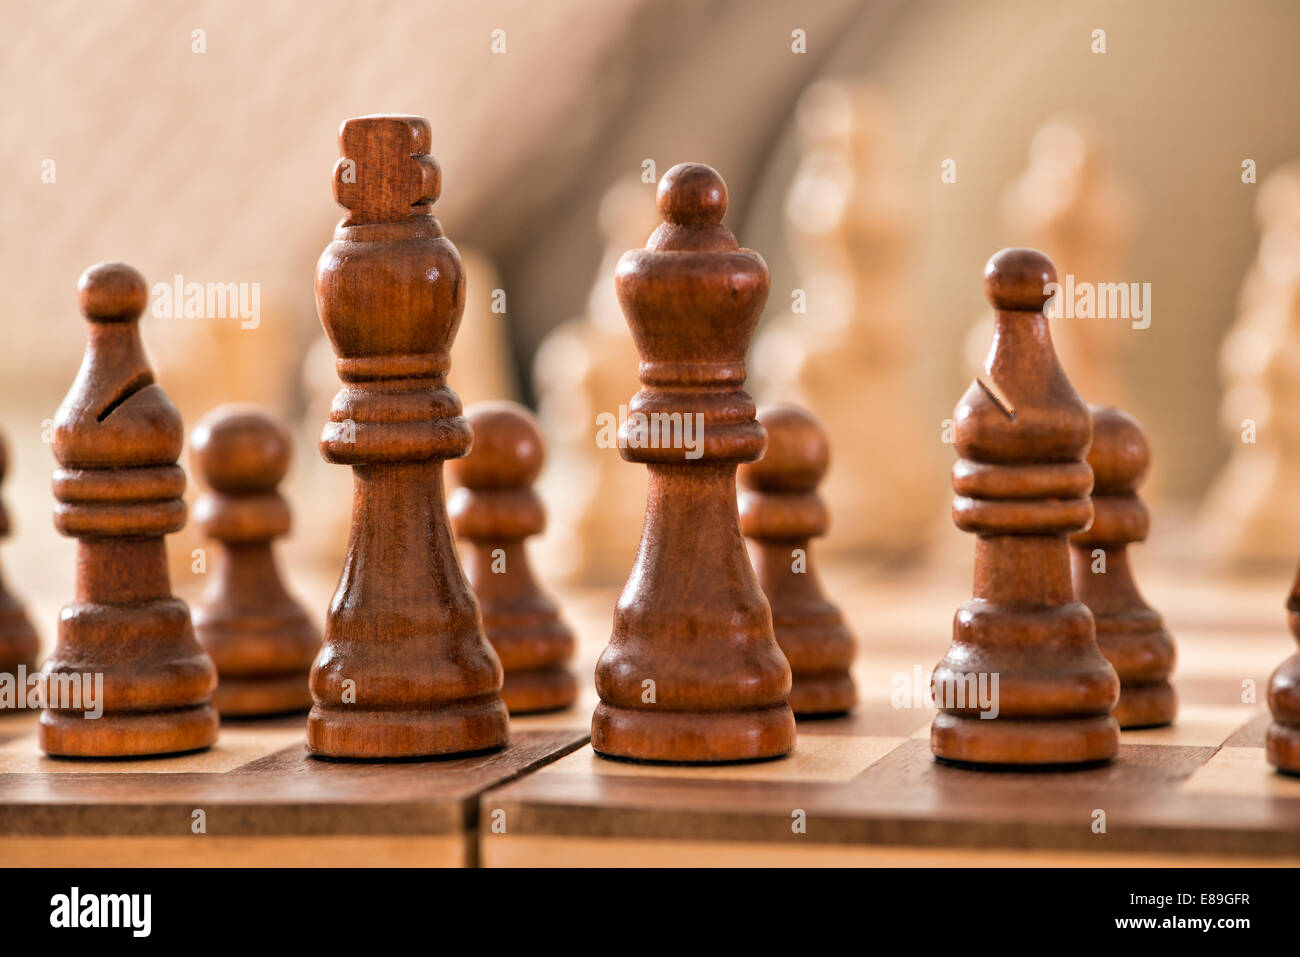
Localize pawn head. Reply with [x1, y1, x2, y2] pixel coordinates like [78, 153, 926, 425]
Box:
[455, 401, 544, 490]
[742, 404, 830, 493]
[1086, 405, 1150, 495]
[657, 163, 728, 227]
[77, 262, 148, 322]
[191, 404, 292, 494]
[983, 247, 1057, 312]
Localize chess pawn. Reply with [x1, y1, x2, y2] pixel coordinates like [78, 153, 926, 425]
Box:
[191, 405, 320, 717]
[449, 402, 577, 714]
[308, 115, 508, 759]
[0, 431, 40, 696]
[592, 163, 796, 764]
[739, 405, 856, 716]
[1069, 406, 1176, 728]
[932, 249, 1119, 767]
[1267, 569, 1300, 775]
[41, 262, 218, 756]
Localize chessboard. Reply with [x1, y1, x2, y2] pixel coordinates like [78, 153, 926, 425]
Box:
[2, 531, 1298, 867]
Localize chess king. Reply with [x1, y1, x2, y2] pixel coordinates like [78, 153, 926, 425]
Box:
[307, 115, 508, 759]
[932, 248, 1120, 767]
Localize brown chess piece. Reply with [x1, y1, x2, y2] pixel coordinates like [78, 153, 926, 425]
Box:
[1267, 568, 1300, 775]
[1070, 406, 1177, 728]
[739, 404, 856, 717]
[449, 402, 578, 715]
[931, 248, 1119, 767]
[191, 405, 320, 717]
[0, 431, 40, 700]
[308, 114, 508, 759]
[41, 262, 218, 756]
[591, 162, 796, 764]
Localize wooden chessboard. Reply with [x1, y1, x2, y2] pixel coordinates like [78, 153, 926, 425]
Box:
[481, 540, 1300, 867]
[2, 525, 1299, 867]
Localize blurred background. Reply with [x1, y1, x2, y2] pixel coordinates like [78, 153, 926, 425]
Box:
[3, 0, 1300, 623]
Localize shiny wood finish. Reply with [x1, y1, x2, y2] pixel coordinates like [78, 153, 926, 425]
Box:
[592, 162, 796, 764]
[740, 404, 856, 717]
[932, 248, 1119, 767]
[41, 262, 218, 756]
[1071, 405, 1177, 728]
[450, 401, 578, 715]
[0, 431, 39, 699]
[1268, 568, 1300, 774]
[192, 405, 320, 717]
[308, 115, 508, 759]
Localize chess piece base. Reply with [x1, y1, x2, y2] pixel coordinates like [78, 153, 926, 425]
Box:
[502, 667, 578, 715]
[214, 672, 313, 717]
[0, 605, 39, 687]
[1114, 680, 1176, 729]
[39, 705, 219, 758]
[591, 703, 796, 764]
[789, 672, 856, 718]
[1266, 721, 1300, 774]
[931, 711, 1119, 766]
[307, 697, 509, 760]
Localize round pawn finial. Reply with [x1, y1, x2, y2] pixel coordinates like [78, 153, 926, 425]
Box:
[657, 163, 728, 226]
[743, 404, 830, 494]
[77, 262, 148, 322]
[454, 401, 544, 490]
[1086, 405, 1150, 495]
[191, 404, 292, 495]
[983, 247, 1057, 312]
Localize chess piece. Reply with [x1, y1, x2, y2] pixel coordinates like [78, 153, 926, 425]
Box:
[1198, 164, 1300, 569]
[739, 404, 856, 717]
[191, 405, 320, 717]
[308, 114, 508, 759]
[0, 431, 39, 696]
[41, 262, 218, 756]
[449, 402, 577, 714]
[1267, 566, 1300, 775]
[932, 248, 1119, 767]
[750, 81, 941, 556]
[1070, 406, 1177, 728]
[533, 177, 656, 584]
[964, 117, 1138, 409]
[592, 162, 796, 764]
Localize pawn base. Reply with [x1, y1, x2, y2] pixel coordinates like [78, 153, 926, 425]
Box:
[502, 667, 578, 715]
[931, 711, 1119, 767]
[591, 702, 796, 764]
[789, 672, 856, 718]
[40, 704, 219, 758]
[1266, 721, 1300, 775]
[307, 695, 509, 760]
[214, 670, 313, 718]
[1115, 680, 1177, 729]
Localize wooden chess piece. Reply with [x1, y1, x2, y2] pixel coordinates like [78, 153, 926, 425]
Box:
[0, 430, 40, 697]
[41, 262, 218, 756]
[191, 405, 320, 717]
[591, 162, 796, 764]
[739, 404, 856, 717]
[1268, 567, 1300, 775]
[1070, 406, 1176, 728]
[308, 114, 508, 759]
[449, 402, 577, 715]
[932, 248, 1119, 767]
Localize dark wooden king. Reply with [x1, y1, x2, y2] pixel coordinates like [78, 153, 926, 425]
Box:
[932, 248, 1119, 767]
[42, 262, 218, 756]
[592, 162, 796, 764]
[308, 114, 509, 759]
